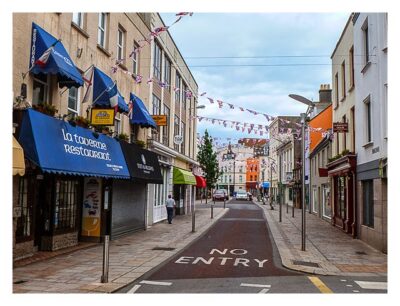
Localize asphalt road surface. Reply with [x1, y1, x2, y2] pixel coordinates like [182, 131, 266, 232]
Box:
[118, 199, 387, 294]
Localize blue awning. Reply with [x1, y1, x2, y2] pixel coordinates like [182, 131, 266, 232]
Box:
[262, 182, 270, 188]
[93, 67, 129, 113]
[18, 109, 130, 179]
[29, 22, 83, 88]
[129, 93, 157, 128]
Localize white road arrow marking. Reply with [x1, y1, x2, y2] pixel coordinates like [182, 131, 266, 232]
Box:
[240, 283, 271, 288]
[355, 281, 387, 290]
[140, 280, 172, 286]
[258, 288, 270, 294]
[127, 284, 141, 293]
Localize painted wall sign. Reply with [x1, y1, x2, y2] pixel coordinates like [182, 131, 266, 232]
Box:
[82, 178, 102, 237]
[333, 122, 348, 133]
[91, 108, 115, 126]
[174, 248, 269, 268]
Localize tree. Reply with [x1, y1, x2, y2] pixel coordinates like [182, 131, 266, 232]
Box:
[197, 130, 220, 194]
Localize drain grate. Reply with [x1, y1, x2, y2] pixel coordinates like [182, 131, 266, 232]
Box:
[152, 247, 176, 251]
[292, 260, 320, 268]
[13, 280, 27, 284]
[356, 251, 367, 255]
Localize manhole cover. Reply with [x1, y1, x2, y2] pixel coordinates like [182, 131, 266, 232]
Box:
[292, 260, 320, 268]
[13, 280, 27, 284]
[356, 251, 367, 255]
[152, 247, 176, 251]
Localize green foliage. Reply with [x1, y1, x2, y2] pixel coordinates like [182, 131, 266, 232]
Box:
[197, 130, 220, 189]
[32, 103, 58, 116]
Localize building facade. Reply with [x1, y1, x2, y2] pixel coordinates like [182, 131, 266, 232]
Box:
[12, 13, 199, 260]
[353, 13, 388, 253]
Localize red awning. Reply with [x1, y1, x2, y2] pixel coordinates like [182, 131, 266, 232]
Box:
[194, 175, 206, 188]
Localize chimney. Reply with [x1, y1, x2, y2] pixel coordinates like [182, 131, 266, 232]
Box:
[319, 84, 332, 103]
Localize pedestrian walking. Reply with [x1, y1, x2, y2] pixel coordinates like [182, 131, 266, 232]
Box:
[165, 195, 176, 224]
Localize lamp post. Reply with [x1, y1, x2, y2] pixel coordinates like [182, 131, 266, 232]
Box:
[266, 156, 276, 210]
[288, 94, 315, 252]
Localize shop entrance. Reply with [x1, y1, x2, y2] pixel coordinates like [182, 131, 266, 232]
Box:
[173, 185, 185, 215]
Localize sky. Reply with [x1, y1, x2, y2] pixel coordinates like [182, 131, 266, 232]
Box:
[160, 12, 349, 144]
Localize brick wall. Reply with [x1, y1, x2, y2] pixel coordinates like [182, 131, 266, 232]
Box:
[41, 232, 79, 251]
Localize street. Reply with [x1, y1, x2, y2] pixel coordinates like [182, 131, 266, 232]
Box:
[118, 199, 387, 294]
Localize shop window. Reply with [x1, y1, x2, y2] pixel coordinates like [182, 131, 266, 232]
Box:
[32, 73, 50, 105]
[54, 179, 79, 231]
[362, 180, 374, 227]
[337, 176, 346, 219]
[322, 185, 331, 219]
[15, 177, 32, 241]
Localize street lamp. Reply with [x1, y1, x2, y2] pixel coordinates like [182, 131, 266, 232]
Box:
[288, 94, 315, 252]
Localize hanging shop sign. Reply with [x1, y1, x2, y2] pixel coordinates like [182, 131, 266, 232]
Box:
[152, 115, 167, 126]
[333, 122, 348, 133]
[91, 108, 115, 126]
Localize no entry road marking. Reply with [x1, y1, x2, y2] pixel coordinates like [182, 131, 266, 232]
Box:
[308, 276, 333, 293]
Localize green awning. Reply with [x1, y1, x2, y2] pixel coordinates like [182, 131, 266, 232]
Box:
[173, 167, 196, 185]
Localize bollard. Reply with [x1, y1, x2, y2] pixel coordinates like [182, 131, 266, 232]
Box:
[101, 235, 110, 283]
[192, 210, 196, 232]
[224, 198, 226, 209]
[287, 202, 289, 213]
[292, 203, 295, 218]
[279, 200, 282, 222]
[211, 204, 214, 219]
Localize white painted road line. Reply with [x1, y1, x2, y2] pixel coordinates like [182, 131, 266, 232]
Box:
[140, 280, 173, 286]
[258, 288, 270, 294]
[240, 283, 271, 288]
[127, 284, 141, 293]
[355, 281, 387, 290]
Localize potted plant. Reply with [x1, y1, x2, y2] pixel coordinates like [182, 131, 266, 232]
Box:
[69, 116, 90, 128]
[117, 133, 129, 142]
[135, 139, 146, 148]
[32, 103, 58, 116]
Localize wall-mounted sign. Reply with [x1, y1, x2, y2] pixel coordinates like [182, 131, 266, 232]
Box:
[91, 108, 115, 126]
[174, 135, 183, 145]
[285, 172, 293, 182]
[333, 122, 348, 133]
[152, 115, 167, 126]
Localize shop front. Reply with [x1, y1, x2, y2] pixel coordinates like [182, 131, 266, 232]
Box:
[173, 167, 196, 215]
[327, 154, 357, 236]
[16, 109, 130, 252]
[116, 141, 163, 238]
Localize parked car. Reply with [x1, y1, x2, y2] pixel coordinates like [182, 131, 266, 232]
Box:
[235, 190, 248, 200]
[213, 189, 227, 201]
[221, 189, 229, 200]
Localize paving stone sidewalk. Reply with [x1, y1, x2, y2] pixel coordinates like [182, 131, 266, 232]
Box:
[13, 203, 227, 293]
[256, 201, 387, 276]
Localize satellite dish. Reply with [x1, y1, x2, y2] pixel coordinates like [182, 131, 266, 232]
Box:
[174, 135, 183, 145]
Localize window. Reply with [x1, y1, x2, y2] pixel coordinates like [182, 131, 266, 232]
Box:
[364, 96, 372, 143]
[132, 41, 139, 75]
[362, 19, 370, 64]
[72, 13, 84, 28]
[54, 179, 79, 231]
[15, 177, 32, 241]
[229, 175, 232, 183]
[181, 121, 185, 155]
[250, 175, 253, 181]
[153, 41, 162, 81]
[239, 175, 243, 183]
[32, 73, 50, 105]
[164, 56, 171, 88]
[342, 115, 347, 151]
[182, 82, 188, 108]
[98, 13, 107, 48]
[254, 175, 257, 181]
[114, 113, 121, 136]
[341, 61, 346, 99]
[362, 180, 374, 227]
[152, 95, 161, 141]
[334, 73, 339, 108]
[67, 87, 80, 117]
[175, 72, 181, 106]
[383, 84, 388, 138]
[117, 26, 125, 61]
[337, 176, 346, 219]
[349, 46, 355, 88]
[322, 185, 331, 218]
[162, 104, 170, 146]
[174, 115, 180, 151]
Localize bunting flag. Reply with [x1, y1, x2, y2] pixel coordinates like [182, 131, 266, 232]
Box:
[207, 97, 214, 103]
[147, 78, 153, 84]
[200, 92, 207, 96]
